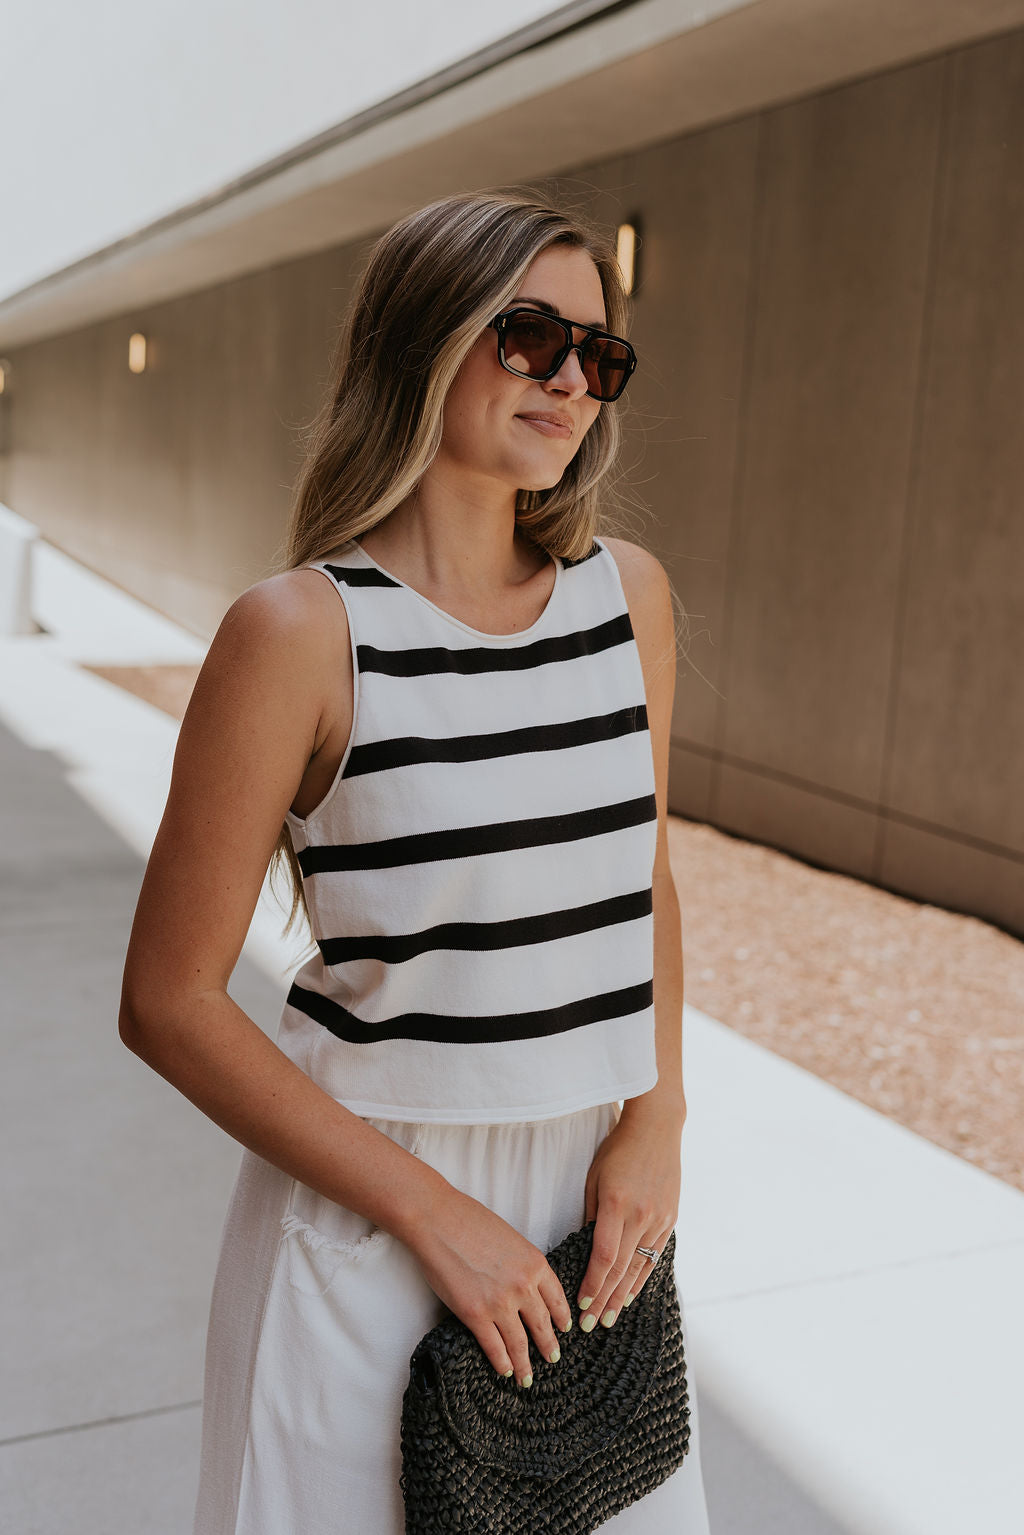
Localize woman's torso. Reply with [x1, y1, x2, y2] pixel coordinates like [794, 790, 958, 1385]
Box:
[275, 531, 660, 1125]
[289, 535, 559, 819]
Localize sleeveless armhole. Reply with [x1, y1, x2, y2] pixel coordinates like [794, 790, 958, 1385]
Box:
[284, 564, 361, 830]
[591, 536, 632, 628]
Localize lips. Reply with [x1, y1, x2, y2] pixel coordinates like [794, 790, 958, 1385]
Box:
[516, 412, 573, 439]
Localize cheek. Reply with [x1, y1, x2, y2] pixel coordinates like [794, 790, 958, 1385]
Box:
[444, 394, 502, 454]
[580, 402, 603, 441]
[441, 354, 509, 446]
[440, 380, 489, 451]
[441, 392, 478, 440]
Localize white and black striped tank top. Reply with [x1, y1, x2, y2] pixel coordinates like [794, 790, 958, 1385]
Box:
[276, 533, 660, 1124]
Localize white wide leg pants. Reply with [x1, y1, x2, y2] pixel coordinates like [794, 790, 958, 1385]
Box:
[192, 1100, 711, 1533]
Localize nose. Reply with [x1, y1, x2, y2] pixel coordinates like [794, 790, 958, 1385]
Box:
[543, 344, 590, 401]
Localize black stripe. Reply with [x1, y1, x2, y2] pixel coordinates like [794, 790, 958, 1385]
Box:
[354, 611, 633, 678]
[297, 791, 657, 876]
[324, 563, 401, 588]
[344, 703, 648, 779]
[560, 541, 602, 567]
[285, 977, 654, 1045]
[319, 887, 653, 965]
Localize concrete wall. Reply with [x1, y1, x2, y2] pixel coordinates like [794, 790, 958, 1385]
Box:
[3, 27, 1022, 935]
[626, 31, 1024, 940]
[1, 243, 370, 633]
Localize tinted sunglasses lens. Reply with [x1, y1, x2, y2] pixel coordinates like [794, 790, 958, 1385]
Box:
[582, 337, 633, 401]
[502, 313, 566, 378]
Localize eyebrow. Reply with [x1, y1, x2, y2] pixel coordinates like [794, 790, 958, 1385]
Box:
[513, 296, 609, 331]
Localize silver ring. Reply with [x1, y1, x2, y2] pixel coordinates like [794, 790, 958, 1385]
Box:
[635, 1244, 660, 1265]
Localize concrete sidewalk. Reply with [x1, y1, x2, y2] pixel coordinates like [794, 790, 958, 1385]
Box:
[2, 541, 1022, 1534]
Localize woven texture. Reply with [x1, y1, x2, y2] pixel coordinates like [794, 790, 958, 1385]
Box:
[399, 1219, 690, 1532]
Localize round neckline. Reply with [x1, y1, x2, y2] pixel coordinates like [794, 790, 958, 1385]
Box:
[349, 537, 563, 642]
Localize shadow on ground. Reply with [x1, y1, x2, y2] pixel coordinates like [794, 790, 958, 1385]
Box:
[0, 719, 280, 1533]
[698, 1382, 855, 1533]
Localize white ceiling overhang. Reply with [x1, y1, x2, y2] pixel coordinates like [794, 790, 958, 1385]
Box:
[2, 0, 1023, 348]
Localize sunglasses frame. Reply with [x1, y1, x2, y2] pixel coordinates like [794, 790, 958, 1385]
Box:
[490, 307, 637, 403]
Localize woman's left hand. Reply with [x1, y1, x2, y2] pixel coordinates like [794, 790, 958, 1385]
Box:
[575, 1108, 683, 1329]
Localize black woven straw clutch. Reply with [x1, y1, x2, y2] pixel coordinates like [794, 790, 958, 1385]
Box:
[399, 1218, 690, 1532]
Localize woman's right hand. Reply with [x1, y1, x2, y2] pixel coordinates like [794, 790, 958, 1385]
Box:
[404, 1186, 573, 1387]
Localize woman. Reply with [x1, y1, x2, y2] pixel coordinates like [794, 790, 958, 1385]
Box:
[119, 190, 711, 1533]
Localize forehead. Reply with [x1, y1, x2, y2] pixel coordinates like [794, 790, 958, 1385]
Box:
[511, 245, 606, 329]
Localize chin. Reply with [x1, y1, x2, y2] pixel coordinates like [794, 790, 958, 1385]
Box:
[518, 464, 572, 493]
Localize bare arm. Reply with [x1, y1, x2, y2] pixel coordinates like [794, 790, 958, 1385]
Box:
[564, 536, 687, 1329]
[604, 537, 687, 1134]
[119, 571, 571, 1385]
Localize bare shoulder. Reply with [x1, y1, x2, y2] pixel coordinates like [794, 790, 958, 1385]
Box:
[600, 536, 674, 654]
[220, 566, 348, 648]
[187, 566, 351, 748]
[601, 535, 669, 587]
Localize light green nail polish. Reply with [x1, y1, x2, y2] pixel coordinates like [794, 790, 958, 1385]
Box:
[600, 1308, 617, 1328]
[520, 1374, 533, 1388]
[562, 1318, 573, 1333]
[580, 1312, 597, 1333]
[579, 1295, 593, 1310]
[548, 1347, 561, 1363]
[502, 1367, 514, 1377]
[623, 1292, 635, 1307]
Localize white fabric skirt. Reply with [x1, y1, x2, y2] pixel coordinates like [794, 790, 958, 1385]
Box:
[192, 1099, 711, 1533]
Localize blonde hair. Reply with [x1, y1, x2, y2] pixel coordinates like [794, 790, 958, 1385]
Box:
[269, 189, 634, 953]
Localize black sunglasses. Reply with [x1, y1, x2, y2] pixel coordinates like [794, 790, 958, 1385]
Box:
[490, 307, 637, 403]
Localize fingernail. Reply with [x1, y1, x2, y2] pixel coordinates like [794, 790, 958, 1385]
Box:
[562, 1317, 573, 1333]
[579, 1295, 593, 1310]
[600, 1308, 617, 1328]
[623, 1292, 635, 1307]
[520, 1373, 533, 1388]
[548, 1346, 561, 1363]
[580, 1313, 597, 1333]
[502, 1367, 514, 1377]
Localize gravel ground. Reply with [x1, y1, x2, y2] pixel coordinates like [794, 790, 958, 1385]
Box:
[669, 815, 1024, 1193]
[88, 662, 1024, 1195]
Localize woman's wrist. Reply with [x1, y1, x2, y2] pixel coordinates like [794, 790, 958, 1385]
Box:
[383, 1151, 462, 1251]
[617, 1084, 687, 1133]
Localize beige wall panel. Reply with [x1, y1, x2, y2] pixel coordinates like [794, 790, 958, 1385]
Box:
[95, 305, 191, 596]
[545, 122, 760, 801]
[7, 327, 104, 570]
[716, 760, 879, 880]
[718, 60, 944, 805]
[160, 241, 370, 633]
[547, 126, 759, 753]
[541, 160, 630, 237]
[624, 122, 760, 756]
[882, 32, 1024, 856]
[879, 818, 1024, 936]
[6, 240, 369, 636]
[182, 277, 289, 599]
[667, 741, 715, 822]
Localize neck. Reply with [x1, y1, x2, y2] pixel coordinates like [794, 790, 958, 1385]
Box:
[367, 462, 540, 592]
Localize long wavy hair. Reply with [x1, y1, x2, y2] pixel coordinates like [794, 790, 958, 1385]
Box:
[267, 189, 639, 957]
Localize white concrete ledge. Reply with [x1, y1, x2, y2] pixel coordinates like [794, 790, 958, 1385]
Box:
[678, 1006, 1024, 1535]
[0, 502, 39, 636]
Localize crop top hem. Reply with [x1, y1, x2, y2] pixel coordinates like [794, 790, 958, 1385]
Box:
[318, 1070, 660, 1127]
